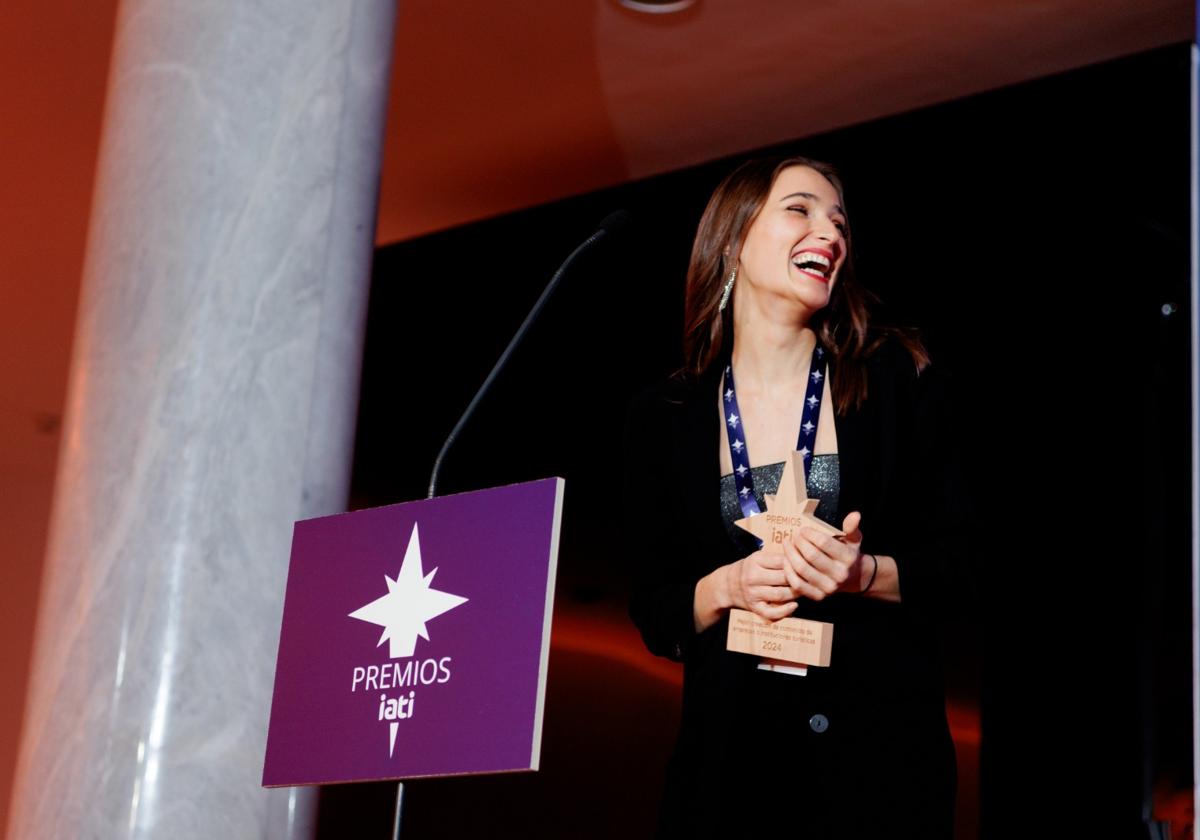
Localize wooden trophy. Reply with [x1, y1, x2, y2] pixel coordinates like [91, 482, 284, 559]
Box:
[725, 450, 841, 669]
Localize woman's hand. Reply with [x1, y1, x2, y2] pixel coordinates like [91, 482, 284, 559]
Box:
[782, 511, 870, 599]
[694, 548, 798, 632]
[725, 548, 801, 622]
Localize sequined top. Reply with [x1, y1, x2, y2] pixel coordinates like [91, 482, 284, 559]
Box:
[718, 453, 840, 542]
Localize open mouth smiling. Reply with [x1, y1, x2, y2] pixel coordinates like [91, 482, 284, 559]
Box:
[790, 248, 835, 282]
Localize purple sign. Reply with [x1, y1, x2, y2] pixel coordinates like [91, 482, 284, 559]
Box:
[262, 477, 564, 786]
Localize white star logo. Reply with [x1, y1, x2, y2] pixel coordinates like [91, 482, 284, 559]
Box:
[348, 523, 468, 659]
[735, 464, 748, 477]
[725, 388, 734, 402]
[739, 487, 751, 497]
[731, 439, 745, 453]
[806, 395, 819, 408]
[798, 446, 811, 458]
[811, 370, 823, 382]
[802, 420, 815, 434]
[727, 412, 740, 428]
[816, 348, 824, 357]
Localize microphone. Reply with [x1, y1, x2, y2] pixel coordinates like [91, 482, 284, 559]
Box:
[426, 210, 630, 499]
[595, 209, 630, 236]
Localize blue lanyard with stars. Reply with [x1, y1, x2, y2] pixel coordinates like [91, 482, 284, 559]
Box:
[723, 344, 829, 522]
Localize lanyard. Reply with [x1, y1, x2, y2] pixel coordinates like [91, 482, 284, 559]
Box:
[723, 344, 829, 522]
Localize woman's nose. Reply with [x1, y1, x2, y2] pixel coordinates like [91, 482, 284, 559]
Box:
[814, 222, 837, 241]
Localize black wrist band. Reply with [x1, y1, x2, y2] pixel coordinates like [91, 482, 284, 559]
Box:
[863, 554, 878, 593]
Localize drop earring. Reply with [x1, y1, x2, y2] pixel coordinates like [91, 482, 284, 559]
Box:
[718, 265, 737, 312]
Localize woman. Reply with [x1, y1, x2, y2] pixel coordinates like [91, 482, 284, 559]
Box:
[625, 156, 970, 838]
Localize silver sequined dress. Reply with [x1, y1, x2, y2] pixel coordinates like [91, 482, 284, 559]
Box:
[718, 453, 840, 542]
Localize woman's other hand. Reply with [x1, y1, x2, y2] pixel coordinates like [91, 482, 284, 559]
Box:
[782, 511, 870, 598]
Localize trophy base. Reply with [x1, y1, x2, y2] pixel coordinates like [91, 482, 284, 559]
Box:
[726, 608, 833, 667]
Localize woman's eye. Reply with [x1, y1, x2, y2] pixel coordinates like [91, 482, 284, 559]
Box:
[834, 221, 848, 235]
[787, 205, 809, 216]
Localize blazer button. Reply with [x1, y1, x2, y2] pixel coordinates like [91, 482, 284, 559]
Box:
[809, 714, 829, 734]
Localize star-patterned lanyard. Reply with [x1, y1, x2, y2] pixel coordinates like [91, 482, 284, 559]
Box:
[723, 344, 829, 523]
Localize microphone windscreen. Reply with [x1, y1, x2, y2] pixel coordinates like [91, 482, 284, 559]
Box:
[596, 209, 630, 236]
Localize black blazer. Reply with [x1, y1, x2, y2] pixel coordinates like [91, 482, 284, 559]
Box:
[623, 339, 973, 838]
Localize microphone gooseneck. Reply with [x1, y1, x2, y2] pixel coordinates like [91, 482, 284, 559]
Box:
[426, 211, 629, 499]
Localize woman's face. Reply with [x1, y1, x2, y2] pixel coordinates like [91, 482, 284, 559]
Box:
[735, 165, 848, 314]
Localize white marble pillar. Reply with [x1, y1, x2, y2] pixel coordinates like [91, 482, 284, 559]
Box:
[7, 0, 396, 837]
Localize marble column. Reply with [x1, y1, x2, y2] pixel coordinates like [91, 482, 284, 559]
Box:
[7, 0, 396, 837]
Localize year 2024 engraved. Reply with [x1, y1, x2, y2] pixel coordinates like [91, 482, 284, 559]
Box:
[725, 608, 834, 667]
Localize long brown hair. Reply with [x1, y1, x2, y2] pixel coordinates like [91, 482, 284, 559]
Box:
[681, 155, 928, 413]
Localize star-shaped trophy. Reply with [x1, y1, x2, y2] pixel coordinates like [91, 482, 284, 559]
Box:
[726, 450, 841, 669]
[733, 450, 844, 546]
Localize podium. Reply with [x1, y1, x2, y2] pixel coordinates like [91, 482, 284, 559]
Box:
[263, 477, 564, 786]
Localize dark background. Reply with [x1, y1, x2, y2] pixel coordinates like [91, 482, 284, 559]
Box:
[323, 42, 1194, 838]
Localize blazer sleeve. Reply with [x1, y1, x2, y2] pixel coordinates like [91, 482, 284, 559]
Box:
[886, 353, 979, 624]
[622, 383, 704, 662]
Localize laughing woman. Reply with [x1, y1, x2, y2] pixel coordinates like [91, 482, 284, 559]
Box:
[625, 156, 972, 839]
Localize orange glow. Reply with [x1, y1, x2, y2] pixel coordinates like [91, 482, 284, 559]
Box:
[376, 2, 628, 244]
[551, 604, 683, 688]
